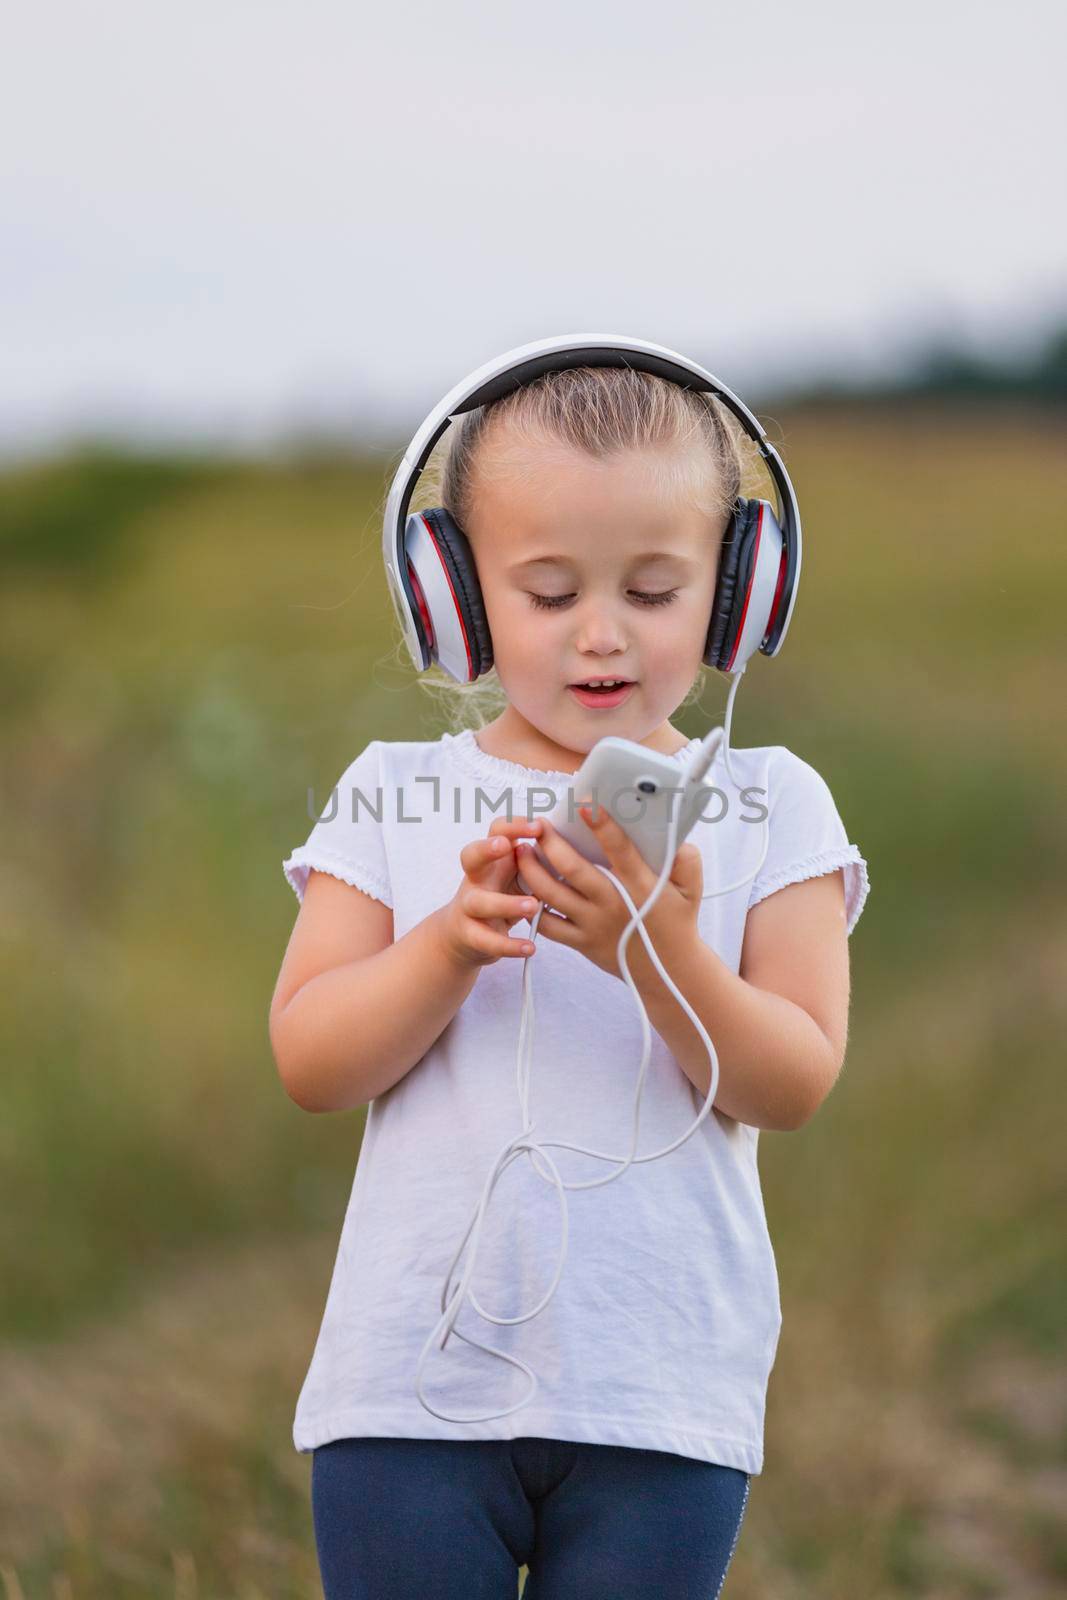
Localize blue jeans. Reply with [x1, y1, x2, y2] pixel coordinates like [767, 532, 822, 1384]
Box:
[311, 1435, 751, 1599]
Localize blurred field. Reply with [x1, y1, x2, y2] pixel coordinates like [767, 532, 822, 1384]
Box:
[1, 403, 1065, 1597]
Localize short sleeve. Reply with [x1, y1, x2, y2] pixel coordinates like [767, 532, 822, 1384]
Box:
[746, 748, 869, 937]
[282, 739, 393, 909]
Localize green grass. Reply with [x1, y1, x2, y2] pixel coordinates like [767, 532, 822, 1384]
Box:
[1, 407, 1065, 1595]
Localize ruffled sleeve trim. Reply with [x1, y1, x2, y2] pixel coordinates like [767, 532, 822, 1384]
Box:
[748, 845, 869, 938]
[282, 845, 394, 910]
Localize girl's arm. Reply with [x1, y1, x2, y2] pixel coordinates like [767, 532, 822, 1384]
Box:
[628, 869, 851, 1132]
[270, 819, 537, 1113]
[270, 874, 480, 1112]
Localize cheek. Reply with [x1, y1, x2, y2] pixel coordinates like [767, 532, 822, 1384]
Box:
[480, 587, 516, 641]
[486, 597, 548, 663]
[492, 592, 527, 625]
[646, 599, 706, 647]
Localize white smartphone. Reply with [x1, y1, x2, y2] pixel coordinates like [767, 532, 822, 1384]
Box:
[516, 730, 722, 892]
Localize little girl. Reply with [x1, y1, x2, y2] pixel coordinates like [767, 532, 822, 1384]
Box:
[271, 339, 869, 1599]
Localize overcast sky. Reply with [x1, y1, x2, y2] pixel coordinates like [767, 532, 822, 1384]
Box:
[2, 0, 1064, 458]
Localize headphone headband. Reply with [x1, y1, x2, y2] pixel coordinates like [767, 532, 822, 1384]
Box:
[382, 333, 803, 674]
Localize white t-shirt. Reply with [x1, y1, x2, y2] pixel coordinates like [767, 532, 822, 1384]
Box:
[281, 726, 869, 1475]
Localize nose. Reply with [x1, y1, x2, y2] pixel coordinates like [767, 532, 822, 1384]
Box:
[574, 597, 628, 657]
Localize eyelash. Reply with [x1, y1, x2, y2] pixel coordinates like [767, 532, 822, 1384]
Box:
[528, 590, 680, 611]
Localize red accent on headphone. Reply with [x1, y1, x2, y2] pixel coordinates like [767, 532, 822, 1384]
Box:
[406, 556, 435, 652]
[766, 539, 787, 645]
[419, 514, 473, 679]
[724, 503, 763, 672]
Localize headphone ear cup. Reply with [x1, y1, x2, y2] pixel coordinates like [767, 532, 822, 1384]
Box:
[704, 497, 787, 674]
[403, 507, 494, 682]
[704, 499, 753, 671]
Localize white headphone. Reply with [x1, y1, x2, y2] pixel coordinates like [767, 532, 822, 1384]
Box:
[383, 333, 802, 685]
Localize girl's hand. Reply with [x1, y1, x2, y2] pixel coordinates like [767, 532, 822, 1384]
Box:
[515, 804, 704, 981]
[437, 817, 546, 970]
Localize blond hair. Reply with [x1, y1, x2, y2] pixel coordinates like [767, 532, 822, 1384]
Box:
[395, 365, 762, 734]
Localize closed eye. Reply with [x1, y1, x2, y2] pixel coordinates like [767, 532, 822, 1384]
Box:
[528, 590, 680, 611]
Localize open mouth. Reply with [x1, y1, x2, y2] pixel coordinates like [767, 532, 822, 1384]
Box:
[568, 678, 636, 707]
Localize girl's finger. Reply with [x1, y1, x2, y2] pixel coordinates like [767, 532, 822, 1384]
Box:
[464, 887, 541, 923]
[460, 835, 517, 880]
[534, 821, 609, 902]
[528, 906, 580, 948]
[515, 843, 585, 920]
[578, 804, 657, 901]
[464, 920, 537, 960]
[581, 802, 644, 867]
[488, 817, 545, 839]
[671, 841, 703, 887]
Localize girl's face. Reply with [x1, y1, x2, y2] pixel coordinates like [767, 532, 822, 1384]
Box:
[464, 430, 725, 768]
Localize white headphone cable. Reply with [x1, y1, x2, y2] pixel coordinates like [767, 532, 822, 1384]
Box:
[415, 668, 771, 1421]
